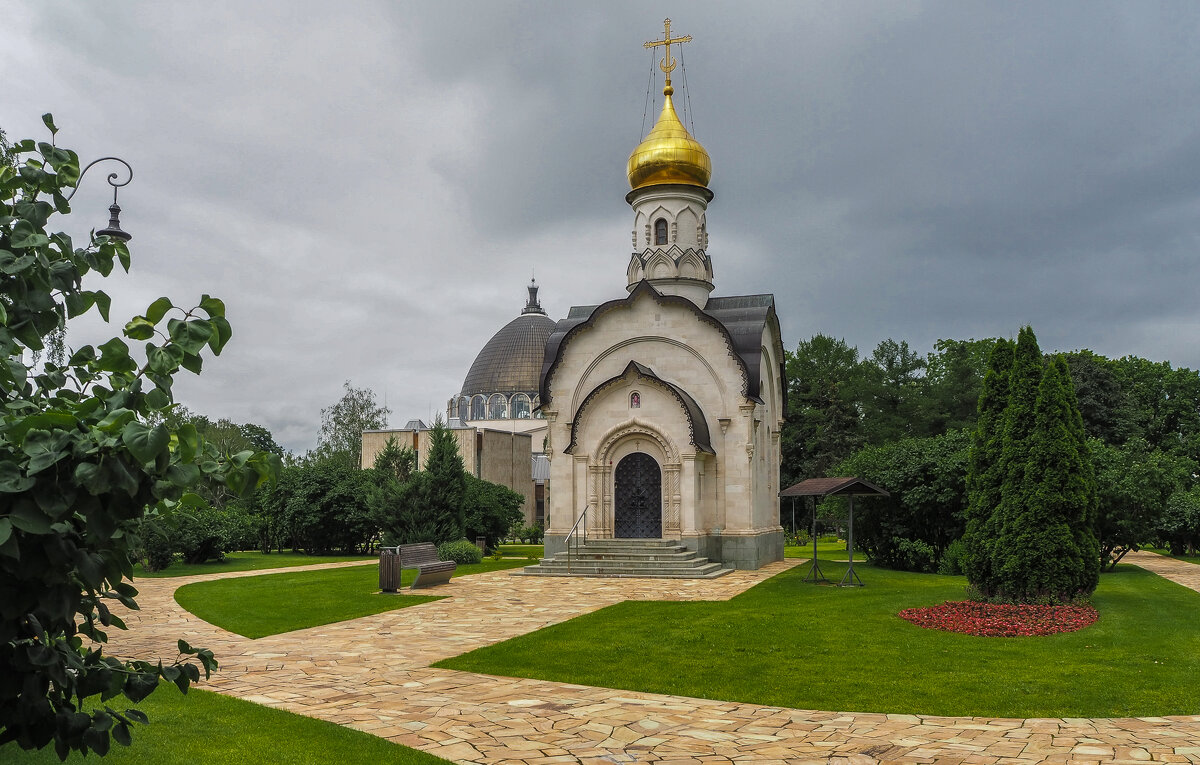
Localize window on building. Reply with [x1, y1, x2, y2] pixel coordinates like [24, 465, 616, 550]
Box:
[630, 391, 641, 408]
[456, 397, 469, 421]
[511, 393, 531, 419]
[654, 218, 668, 245]
[488, 393, 508, 419]
[470, 394, 486, 420]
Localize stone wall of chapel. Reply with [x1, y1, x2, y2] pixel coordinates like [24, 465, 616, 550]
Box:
[546, 296, 749, 535]
[554, 297, 743, 422]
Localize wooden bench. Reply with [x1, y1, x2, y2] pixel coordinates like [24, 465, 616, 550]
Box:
[398, 542, 456, 589]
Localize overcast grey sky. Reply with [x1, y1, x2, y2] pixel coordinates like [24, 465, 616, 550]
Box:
[4, 2, 1200, 453]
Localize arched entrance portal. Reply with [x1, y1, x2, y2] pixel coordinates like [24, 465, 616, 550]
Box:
[614, 452, 662, 538]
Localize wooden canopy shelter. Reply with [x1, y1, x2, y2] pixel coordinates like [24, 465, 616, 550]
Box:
[779, 477, 889, 586]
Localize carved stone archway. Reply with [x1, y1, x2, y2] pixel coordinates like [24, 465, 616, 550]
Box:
[585, 419, 682, 538]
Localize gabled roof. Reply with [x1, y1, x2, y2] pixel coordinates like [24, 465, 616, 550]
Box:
[778, 477, 889, 498]
[565, 361, 714, 455]
[539, 281, 779, 409]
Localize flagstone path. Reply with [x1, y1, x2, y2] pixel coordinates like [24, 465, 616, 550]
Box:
[109, 553, 1200, 764]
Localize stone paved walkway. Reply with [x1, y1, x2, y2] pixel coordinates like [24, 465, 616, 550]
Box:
[108, 554, 1200, 764]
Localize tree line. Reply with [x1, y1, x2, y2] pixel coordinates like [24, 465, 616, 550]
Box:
[784, 334, 1200, 571]
[138, 383, 524, 571]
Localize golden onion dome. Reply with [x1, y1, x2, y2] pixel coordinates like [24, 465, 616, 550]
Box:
[627, 84, 712, 191]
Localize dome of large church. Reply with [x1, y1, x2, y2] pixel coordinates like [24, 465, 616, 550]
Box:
[627, 84, 712, 191]
[453, 281, 555, 422]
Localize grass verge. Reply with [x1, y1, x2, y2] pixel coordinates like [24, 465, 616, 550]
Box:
[175, 558, 529, 638]
[497, 543, 544, 558]
[785, 539, 850, 560]
[1145, 547, 1200, 565]
[0, 686, 450, 764]
[135, 550, 375, 579]
[436, 560, 1200, 718]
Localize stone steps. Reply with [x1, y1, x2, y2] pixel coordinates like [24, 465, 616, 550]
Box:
[517, 538, 732, 579]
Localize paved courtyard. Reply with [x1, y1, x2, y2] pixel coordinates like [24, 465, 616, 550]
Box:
[109, 551, 1200, 764]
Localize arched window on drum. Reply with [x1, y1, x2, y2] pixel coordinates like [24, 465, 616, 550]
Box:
[510, 393, 531, 419]
[470, 395, 486, 420]
[654, 218, 668, 246]
[488, 393, 508, 420]
[456, 397, 469, 422]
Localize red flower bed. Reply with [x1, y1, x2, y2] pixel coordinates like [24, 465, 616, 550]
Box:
[898, 600, 1098, 637]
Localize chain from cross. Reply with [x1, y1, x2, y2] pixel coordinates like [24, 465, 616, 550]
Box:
[644, 17, 692, 77]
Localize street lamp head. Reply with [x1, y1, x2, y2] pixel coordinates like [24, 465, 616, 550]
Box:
[66, 157, 134, 242]
[97, 202, 131, 243]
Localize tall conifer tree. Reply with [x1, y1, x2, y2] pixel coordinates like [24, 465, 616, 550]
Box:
[1056, 355, 1101, 593]
[995, 357, 1086, 598]
[963, 338, 1014, 592]
[988, 327, 1044, 596]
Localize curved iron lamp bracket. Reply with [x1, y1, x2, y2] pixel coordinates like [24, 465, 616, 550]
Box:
[65, 156, 133, 203]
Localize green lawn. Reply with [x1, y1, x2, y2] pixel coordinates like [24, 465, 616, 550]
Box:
[498, 543, 544, 558]
[785, 539, 850, 560]
[436, 560, 1200, 718]
[0, 686, 450, 764]
[175, 558, 529, 638]
[135, 550, 375, 578]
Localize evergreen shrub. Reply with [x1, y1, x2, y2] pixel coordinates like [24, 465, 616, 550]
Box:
[937, 538, 967, 575]
[437, 539, 483, 565]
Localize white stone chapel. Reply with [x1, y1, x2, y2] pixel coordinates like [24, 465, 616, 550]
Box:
[539, 21, 786, 569]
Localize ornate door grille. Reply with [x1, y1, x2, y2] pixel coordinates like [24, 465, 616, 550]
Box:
[614, 452, 662, 538]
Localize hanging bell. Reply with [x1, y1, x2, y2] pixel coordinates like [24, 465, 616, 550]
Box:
[97, 202, 132, 242]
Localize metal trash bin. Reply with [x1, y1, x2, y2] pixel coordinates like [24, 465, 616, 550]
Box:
[379, 546, 401, 593]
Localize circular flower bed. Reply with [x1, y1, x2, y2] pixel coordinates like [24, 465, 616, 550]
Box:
[898, 600, 1098, 637]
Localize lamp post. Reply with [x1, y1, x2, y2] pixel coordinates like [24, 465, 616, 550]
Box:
[65, 156, 134, 242]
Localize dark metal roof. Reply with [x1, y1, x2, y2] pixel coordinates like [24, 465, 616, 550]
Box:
[779, 477, 889, 498]
[461, 311, 557, 397]
[565, 361, 714, 454]
[540, 281, 780, 408]
[703, 294, 783, 407]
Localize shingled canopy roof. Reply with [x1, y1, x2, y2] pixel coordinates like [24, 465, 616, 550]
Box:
[779, 477, 889, 498]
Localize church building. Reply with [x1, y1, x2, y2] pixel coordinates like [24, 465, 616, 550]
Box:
[538, 22, 787, 570]
[367, 21, 787, 570]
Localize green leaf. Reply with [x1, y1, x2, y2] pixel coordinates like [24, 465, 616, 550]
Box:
[10, 502, 52, 534]
[75, 462, 110, 494]
[123, 317, 155, 341]
[0, 518, 11, 546]
[180, 352, 202, 374]
[112, 722, 132, 747]
[65, 291, 96, 319]
[0, 301, 6, 326]
[198, 294, 225, 318]
[9, 220, 50, 250]
[96, 408, 136, 433]
[145, 297, 173, 324]
[121, 421, 170, 465]
[144, 387, 171, 410]
[167, 318, 212, 355]
[207, 316, 233, 355]
[0, 462, 35, 493]
[42, 113, 58, 134]
[165, 462, 200, 487]
[176, 423, 200, 462]
[94, 290, 111, 322]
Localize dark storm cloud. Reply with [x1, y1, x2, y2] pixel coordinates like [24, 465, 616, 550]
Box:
[4, 1, 1199, 452]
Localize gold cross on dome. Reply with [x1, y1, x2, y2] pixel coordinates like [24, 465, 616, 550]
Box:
[644, 18, 692, 77]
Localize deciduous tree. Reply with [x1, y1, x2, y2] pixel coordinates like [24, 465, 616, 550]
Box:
[0, 117, 278, 757]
